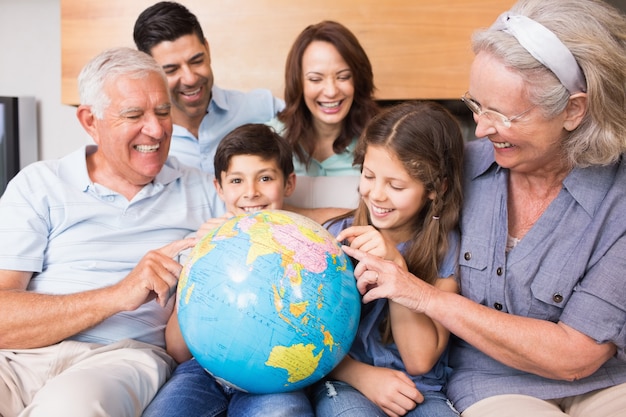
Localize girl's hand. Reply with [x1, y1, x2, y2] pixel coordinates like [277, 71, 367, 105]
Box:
[337, 226, 404, 266]
[352, 364, 424, 417]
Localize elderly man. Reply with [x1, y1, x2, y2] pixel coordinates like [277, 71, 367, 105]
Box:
[0, 47, 219, 417]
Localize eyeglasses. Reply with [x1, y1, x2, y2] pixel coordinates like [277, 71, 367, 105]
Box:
[461, 92, 535, 128]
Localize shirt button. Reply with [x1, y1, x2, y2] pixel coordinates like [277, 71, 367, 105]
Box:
[496, 267, 503, 276]
[494, 302, 503, 311]
[464, 252, 472, 261]
[553, 293, 564, 303]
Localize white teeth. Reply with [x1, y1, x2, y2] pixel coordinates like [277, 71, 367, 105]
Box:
[242, 206, 266, 212]
[493, 141, 514, 149]
[181, 88, 201, 96]
[134, 144, 160, 152]
[372, 205, 392, 214]
[319, 101, 340, 108]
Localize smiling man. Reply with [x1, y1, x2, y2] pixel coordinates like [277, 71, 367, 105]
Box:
[133, 1, 284, 176]
[0, 47, 221, 417]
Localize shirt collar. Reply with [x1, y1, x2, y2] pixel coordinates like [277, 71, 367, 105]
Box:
[563, 162, 619, 217]
[172, 85, 227, 138]
[58, 145, 182, 196]
[209, 85, 230, 112]
[466, 139, 620, 217]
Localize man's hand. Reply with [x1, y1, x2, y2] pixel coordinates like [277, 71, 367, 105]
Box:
[113, 238, 197, 309]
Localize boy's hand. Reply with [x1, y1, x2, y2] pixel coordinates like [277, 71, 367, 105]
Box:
[196, 212, 236, 239]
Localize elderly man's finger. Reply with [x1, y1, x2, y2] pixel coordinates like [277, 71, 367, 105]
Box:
[158, 237, 198, 258]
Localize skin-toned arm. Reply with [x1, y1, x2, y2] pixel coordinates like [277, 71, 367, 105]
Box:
[329, 225, 458, 416]
[329, 355, 424, 417]
[0, 238, 196, 349]
[343, 245, 617, 381]
[389, 277, 458, 375]
[337, 225, 458, 374]
[164, 302, 192, 363]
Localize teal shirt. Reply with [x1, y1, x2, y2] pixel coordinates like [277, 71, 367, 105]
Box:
[267, 118, 361, 177]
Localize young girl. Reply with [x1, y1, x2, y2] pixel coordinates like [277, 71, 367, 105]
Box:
[311, 101, 464, 417]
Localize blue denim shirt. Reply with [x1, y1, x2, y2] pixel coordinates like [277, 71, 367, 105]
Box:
[327, 217, 460, 393]
[448, 138, 626, 412]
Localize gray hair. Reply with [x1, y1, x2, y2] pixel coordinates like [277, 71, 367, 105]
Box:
[473, 0, 626, 167]
[78, 47, 168, 119]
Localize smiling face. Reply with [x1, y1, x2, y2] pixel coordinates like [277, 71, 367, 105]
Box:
[82, 71, 172, 197]
[149, 34, 214, 133]
[359, 145, 433, 243]
[215, 154, 296, 215]
[469, 51, 570, 175]
[302, 41, 355, 133]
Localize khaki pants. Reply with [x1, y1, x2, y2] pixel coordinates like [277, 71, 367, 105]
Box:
[462, 383, 626, 417]
[0, 339, 175, 417]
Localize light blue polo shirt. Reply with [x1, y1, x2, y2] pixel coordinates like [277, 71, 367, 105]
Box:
[0, 145, 223, 348]
[170, 85, 284, 175]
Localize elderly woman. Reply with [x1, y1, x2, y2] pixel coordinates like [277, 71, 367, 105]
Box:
[342, 0, 626, 416]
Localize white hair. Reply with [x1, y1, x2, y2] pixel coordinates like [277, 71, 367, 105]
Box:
[78, 47, 168, 119]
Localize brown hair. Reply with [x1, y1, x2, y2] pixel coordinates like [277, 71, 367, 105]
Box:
[278, 21, 379, 167]
[330, 101, 464, 343]
[214, 124, 294, 186]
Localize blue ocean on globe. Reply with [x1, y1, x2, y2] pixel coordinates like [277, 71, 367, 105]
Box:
[177, 210, 361, 394]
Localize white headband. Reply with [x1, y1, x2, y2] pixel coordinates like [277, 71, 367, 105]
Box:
[491, 12, 587, 93]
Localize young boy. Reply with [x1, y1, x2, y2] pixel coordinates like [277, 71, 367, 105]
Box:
[196, 123, 296, 235]
[143, 124, 313, 417]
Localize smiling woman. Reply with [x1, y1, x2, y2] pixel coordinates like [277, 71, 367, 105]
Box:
[338, 1, 626, 416]
[61, 0, 514, 105]
[268, 21, 380, 178]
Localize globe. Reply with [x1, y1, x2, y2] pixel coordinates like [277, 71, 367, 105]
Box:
[177, 209, 361, 394]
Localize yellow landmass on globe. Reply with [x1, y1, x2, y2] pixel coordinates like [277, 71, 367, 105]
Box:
[265, 343, 323, 383]
[290, 300, 309, 318]
[321, 325, 335, 352]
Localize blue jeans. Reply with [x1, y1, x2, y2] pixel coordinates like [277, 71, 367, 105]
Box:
[142, 358, 314, 417]
[311, 380, 459, 417]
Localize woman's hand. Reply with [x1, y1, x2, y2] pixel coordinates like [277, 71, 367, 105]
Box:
[342, 244, 434, 313]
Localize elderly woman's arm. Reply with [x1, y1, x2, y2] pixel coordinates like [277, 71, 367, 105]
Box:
[342, 245, 617, 381]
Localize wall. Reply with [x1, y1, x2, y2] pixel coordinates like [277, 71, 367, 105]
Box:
[61, 0, 514, 105]
[0, 0, 92, 162]
[3, 0, 626, 163]
[2, 0, 481, 163]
